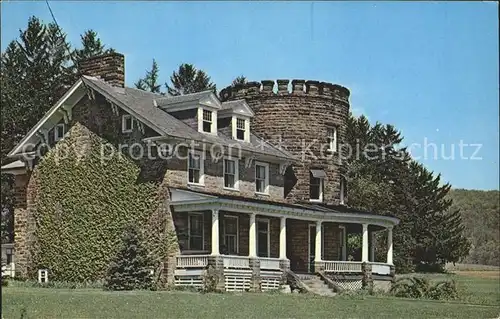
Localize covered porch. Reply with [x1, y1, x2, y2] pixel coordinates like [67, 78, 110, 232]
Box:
[169, 188, 399, 291]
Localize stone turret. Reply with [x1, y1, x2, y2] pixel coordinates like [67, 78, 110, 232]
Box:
[220, 79, 350, 205]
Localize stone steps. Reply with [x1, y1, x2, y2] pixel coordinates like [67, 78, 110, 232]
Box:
[300, 276, 337, 297]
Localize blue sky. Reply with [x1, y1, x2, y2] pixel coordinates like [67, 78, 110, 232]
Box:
[2, 1, 498, 190]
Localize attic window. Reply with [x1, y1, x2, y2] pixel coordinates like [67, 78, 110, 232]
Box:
[54, 124, 65, 142]
[122, 114, 135, 133]
[202, 109, 212, 133]
[232, 117, 249, 142]
[236, 118, 245, 140]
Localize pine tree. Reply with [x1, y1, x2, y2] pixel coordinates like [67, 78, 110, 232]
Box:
[73, 29, 114, 63]
[104, 225, 153, 291]
[232, 75, 247, 86]
[1, 16, 114, 247]
[166, 63, 216, 96]
[135, 59, 162, 93]
[344, 113, 470, 271]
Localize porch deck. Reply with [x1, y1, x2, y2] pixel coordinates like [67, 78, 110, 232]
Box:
[173, 255, 393, 292]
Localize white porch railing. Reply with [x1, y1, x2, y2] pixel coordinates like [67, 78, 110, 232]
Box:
[176, 255, 209, 268]
[321, 261, 363, 273]
[259, 257, 281, 270]
[223, 255, 250, 269]
[369, 262, 391, 275]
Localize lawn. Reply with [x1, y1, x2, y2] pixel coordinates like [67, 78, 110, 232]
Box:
[2, 273, 499, 319]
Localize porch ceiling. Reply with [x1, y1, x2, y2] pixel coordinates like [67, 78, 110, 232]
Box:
[169, 187, 399, 228]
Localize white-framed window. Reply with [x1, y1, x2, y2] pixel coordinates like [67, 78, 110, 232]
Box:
[202, 109, 212, 133]
[223, 158, 239, 190]
[255, 161, 269, 194]
[223, 215, 239, 255]
[54, 123, 65, 141]
[187, 151, 204, 185]
[310, 171, 324, 202]
[6, 248, 13, 264]
[188, 213, 204, 251]
[327, 127, 337, 152]
[340, 177, 346, 205]
[232, 116, 250, 142]
[122, 114, 135, 133]
[257, 218, 270, 258]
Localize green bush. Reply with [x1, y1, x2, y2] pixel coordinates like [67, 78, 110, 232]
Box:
[390, 277, 458, 300]
[104, 225, 153, 291]
[201, 266, 222, 293]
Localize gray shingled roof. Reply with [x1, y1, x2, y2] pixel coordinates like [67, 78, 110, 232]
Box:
[155, 90, 214, 108]
[82, 76, 296, 161]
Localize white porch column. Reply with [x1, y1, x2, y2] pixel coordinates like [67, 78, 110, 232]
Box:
[279, 217, 287, 259]
[361, 223, 369, 262]
[314, 220, 322, 262]
[211, 209, 220, 256]
[387, 227, 393, 265]
[249, 213, 257, 257]
[370, 231, 376, 262]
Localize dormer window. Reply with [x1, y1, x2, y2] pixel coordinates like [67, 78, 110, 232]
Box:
[122, 114, 136, 133]
[236, 118, 245, 140]
[310, 170, 326, 202]
[232, 117, 250, 142]
[198, 108, 217, 134]
[202, 109, 212, 132]
[54, 123, 65, 141]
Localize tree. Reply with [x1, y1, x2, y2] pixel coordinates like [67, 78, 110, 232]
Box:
[166, 63, 216, 96]
[104, 225, 153, 291]
[1, 16, 114, 245]
[344, 113, 470, 272]
[232, 75, 247, 86]
[135, 59, 162, 93]
[73, 29, 114, 63]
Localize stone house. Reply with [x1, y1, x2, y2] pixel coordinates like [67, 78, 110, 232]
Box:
[1, 52, 398, 293]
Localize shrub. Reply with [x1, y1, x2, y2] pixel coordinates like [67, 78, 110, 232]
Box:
[201, 266, 222, 293]
[390, 277, 458, 300]
[104, 225, 153, 291]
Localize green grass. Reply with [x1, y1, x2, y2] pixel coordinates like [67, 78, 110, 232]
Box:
[2, 274, 499, 319]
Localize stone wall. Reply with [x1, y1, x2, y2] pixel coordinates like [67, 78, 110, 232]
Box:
[220, 80, 350, 205]
[166, 149, 285, 201]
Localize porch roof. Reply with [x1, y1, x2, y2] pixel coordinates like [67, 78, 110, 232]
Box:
[169, 187, 399, 228]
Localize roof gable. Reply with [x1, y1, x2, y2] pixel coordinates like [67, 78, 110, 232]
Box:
[155, 90, 222, 112]
[8, 79, 87, 157]
[219, 100, 255, 118]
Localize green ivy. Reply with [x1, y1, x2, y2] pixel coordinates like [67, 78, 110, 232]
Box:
[31, 123, 174, 283]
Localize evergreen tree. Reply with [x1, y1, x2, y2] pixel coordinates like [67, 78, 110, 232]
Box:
[104, 225, 153, 291]
[135, 59, 162, 93]
[166, 63, 216, 96]
[345, 113, 470, 272]
[232, 75, 247, 86]
[73, 29, 113, 63]
[1, 16, 114, 246]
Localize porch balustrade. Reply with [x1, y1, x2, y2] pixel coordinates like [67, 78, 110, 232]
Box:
[369, 262, 391, 275]
[320, 261, 363, 273]
[223, 255, 250, 269]
[259, 257, 282, 270]
[176, 255, 209, 268]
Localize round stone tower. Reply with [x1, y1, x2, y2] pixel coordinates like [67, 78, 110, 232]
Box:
[220, 79, 350, 205]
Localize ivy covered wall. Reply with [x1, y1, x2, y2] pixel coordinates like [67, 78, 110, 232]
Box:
[29, 120, 176, 282]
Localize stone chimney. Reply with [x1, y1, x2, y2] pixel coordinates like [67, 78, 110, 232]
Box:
[79, 52, 125, 87]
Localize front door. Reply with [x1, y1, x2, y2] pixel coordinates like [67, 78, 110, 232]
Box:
[257, 219, 270, 257]
[308, 224, 315, 273]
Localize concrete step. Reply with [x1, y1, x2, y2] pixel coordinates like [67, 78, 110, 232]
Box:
[300, 275, 337, 297]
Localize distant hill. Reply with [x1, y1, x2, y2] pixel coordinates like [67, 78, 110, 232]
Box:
[447, 189, 500, 266]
